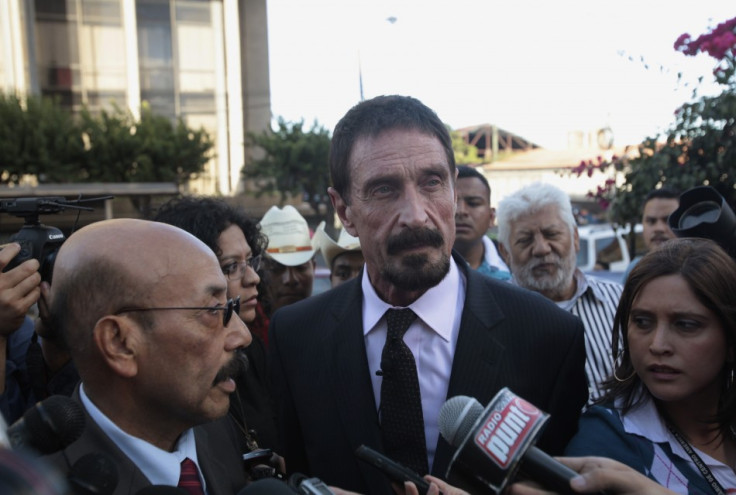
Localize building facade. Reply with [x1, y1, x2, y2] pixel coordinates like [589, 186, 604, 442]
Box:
[0, 0, 270, 196]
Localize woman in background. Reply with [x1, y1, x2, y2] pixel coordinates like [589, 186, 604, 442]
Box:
[153, 196, 277, 451]
[565, 238, 736, 494]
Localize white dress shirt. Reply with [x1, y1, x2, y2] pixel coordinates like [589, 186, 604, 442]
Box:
[362, 257, 466, 471]
[621, 396, 736, 492]
[80, 385, 207, 492]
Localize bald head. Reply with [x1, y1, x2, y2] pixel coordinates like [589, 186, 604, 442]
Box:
[50, 219, 252, 446]
[51, 219, 225, 368]
[55, 218, 211, 278]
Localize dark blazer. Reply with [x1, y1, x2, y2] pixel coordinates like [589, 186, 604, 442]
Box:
[269, 254, 588, 494]
[44, 389, 248, 495]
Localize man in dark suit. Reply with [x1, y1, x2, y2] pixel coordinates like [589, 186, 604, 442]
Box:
[269, 95, 588, 494]
[43, 218, 252, 494]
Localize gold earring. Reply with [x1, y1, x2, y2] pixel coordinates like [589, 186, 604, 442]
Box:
[613, 368, 636, 382]
[612, 350, 635, 382]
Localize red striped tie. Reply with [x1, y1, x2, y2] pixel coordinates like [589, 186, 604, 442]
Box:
[177, 458, 204, 495]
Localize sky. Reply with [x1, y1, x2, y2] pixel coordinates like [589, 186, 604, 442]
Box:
[266, 0, 733, 150]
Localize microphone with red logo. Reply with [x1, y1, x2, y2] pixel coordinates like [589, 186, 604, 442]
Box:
[438, 388, 582, 495]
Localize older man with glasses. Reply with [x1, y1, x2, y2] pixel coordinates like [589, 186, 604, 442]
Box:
[153, 196, 279, 452]
[43, 218, 253, 494]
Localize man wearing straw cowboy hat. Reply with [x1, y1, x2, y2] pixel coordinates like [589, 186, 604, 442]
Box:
[313, 223, 364, 288]
[259, 205, 319, 316]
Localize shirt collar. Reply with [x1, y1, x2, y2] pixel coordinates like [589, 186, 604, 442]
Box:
[80, 385, 202, 488]
[619, 395, 672, 444]
[361, 257, 462, 343]
[618, 395, 693, 463]
[619, 395, 736, 471]
[555, 269, 604, 310]
[482, 236, 510, 271]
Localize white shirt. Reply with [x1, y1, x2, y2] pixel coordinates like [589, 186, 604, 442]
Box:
[482, 235, 510, 273]
[362, 258, 466, 471]
[80, 385, 207, 492]
[621, 396, 736, 493]
[554, 270, 622, 403]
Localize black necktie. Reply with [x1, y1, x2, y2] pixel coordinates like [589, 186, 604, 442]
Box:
[379, 308, 428, 475]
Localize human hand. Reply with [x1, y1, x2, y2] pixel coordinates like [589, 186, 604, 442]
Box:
[329, 487, 360, 495]
[504, 456, 676, 495]
[562, 457, 675, 494]
[34, 281, 54, 339]
[0, 243, 40, 338]
[402, 475, 469, 495]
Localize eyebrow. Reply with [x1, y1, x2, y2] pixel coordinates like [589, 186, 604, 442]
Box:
[630, 307, 707, 318]
[220, 246, 254, 261]
[206, 284, 228, 299]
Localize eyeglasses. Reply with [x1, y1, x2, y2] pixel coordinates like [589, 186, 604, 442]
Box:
[221, 255, 261, 281]
[115, 296, 241, 327]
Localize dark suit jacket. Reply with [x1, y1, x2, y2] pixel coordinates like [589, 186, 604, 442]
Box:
[269, 254, 588, 494]
[44, 389, 248, 495]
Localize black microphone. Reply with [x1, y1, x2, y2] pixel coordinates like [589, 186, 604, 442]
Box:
[438, 388, 580, 495]
[68, 452, 118, 495]
[287, 473, 334, 495]
[7, 395, 85, 455]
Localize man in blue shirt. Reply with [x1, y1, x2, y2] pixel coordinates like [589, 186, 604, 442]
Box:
[453, 165, 511, 280]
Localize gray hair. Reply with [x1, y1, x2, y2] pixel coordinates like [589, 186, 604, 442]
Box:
[496, 182, 576, 249]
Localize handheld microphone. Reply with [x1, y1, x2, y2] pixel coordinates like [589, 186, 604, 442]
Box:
[438, 388, 579, 495]
[287, 473, 334, 495]
[68, 452, 118, 495]
[7, 395, 85, 455]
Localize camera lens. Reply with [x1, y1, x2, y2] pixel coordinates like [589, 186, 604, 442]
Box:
[678, 201, 721, 230]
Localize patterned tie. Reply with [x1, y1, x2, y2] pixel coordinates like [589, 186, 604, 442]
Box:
[379, 308, 429, 475]
[177, 458, 204, 495]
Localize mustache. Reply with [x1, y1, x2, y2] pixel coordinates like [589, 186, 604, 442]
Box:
[531, 257, 561, 269]
[386, 228, 444, 255]
[213, 349, 249, 385]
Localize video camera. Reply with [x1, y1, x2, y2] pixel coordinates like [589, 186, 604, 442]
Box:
[1, 196, 112, 282]
[669, 186, 736, 259]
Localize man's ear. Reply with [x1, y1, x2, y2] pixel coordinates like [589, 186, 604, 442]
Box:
[489, 207, 497, 229]
[573, 225, 580, 254]
[93, 316, 141, 379]
[328, 187, 357, 237]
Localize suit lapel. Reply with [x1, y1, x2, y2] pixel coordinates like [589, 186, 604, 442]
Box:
[432, 260, 508, 476]
[325, 278, 390, 494]
[61, 390, 152, 494]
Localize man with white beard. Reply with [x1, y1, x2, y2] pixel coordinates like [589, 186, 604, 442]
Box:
[496, 183, 622, 403]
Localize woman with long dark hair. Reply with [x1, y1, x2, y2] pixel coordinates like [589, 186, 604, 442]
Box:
[565, 238, 736, 493]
